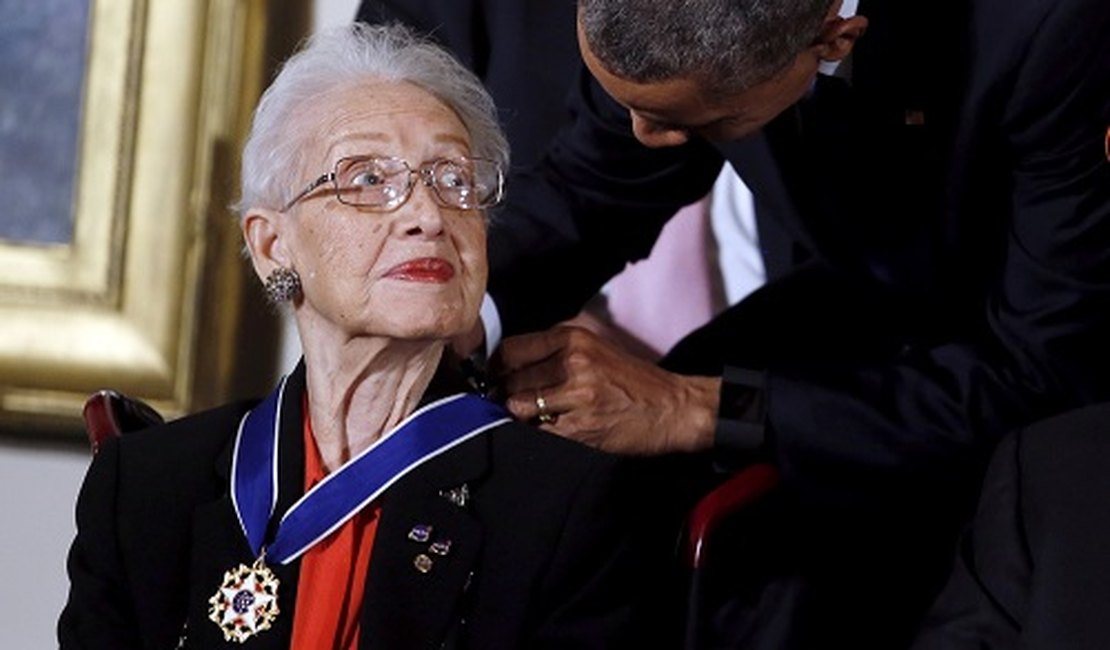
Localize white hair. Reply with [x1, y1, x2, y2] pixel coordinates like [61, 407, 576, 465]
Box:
[236, 22, 509, 216]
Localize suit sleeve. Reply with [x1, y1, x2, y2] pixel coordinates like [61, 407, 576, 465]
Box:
[487, 70, 724, 334]
[58, 440, 143, 649]
[989, 0, 1110, 407]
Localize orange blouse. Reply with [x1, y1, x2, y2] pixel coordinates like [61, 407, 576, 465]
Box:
[289, 408, 381, 650]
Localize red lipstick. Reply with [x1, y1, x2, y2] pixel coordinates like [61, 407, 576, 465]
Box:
[384, 257, 455, 283]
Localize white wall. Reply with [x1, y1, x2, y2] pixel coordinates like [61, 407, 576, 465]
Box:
[0, 441, 89, 650]
[0, 2, 357, 648]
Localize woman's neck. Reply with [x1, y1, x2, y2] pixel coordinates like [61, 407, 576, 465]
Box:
[300, 333, 446, 473]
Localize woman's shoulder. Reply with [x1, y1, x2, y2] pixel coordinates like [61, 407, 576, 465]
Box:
[477, 420, 682, 516]
[102, 398, 259, 490]
[74, 400, 262, 551]
[483, 420, 627, 482]
[115, 399, 256, 453]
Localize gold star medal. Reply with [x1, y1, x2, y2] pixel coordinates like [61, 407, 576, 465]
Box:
[207, 557, 280, 643]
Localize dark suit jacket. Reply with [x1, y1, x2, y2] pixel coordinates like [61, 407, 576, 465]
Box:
[488, 0, 1110, 536]
[913, 403, 1110, 649]
[58, 363, 676, 649]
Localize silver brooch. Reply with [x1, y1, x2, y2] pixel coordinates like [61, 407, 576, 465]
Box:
[439, 484, 470, 508]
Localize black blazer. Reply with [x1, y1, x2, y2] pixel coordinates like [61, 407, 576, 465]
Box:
[58, 363, 677, 649]
[913, 403, 1110, 649]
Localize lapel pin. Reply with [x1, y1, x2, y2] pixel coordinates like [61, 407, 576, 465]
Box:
[413, 553, 434, 574]
[429, 539, 453, 556]
[439, 484, 470, 508]
[408, 524, 433, 543]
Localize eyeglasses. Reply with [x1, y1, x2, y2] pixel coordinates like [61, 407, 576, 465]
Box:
[280, 155, 504, 212]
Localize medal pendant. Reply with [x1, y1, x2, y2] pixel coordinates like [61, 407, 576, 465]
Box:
[207, 557, 280, 643]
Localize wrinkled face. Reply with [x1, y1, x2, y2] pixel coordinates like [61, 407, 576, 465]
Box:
[577, 20, 821, 147]
[281, 81, 487, 342]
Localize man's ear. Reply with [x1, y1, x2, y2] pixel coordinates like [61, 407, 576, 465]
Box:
[814, 15, 868, 63]
[241, 208, 289, 282]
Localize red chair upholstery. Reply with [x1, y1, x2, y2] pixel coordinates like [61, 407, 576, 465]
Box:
[685, 462, 780, 569]
[82, 389, 165, 453]
[683, 462, 781, 649]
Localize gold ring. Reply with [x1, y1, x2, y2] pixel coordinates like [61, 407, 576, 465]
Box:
[535, 394, 556, 424]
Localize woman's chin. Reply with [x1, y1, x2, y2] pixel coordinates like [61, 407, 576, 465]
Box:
[363, 319, 470, 345]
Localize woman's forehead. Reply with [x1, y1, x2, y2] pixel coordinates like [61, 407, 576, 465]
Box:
[315, 80, 462, 130]
[299, 81, 470, 158]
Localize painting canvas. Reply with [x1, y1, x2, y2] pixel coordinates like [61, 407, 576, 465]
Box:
[0, 0, 91, 245]
[0, 0, 289, 435]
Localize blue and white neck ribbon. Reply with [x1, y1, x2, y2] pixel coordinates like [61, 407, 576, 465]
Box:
[230, 376, 511, 564]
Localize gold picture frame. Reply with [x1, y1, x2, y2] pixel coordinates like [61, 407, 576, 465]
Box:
[0, 0, 308, 435]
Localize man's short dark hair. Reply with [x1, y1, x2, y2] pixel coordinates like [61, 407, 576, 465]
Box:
[579, 0, 835, 94]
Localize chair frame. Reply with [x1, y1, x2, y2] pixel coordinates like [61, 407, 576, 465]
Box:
[82, 389, 164, 452]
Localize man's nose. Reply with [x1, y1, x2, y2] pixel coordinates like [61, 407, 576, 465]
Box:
[630, 112, 690, 148]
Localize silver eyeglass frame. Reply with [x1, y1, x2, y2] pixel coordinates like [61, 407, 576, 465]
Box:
[278, 155, 504, 213]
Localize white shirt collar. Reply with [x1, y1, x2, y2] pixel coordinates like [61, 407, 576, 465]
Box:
[818, 0, 860, 76]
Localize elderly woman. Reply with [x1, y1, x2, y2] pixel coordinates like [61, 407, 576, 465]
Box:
[59, 24, 671, 649]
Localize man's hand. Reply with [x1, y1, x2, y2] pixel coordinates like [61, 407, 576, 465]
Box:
[494, 325, 721, 455]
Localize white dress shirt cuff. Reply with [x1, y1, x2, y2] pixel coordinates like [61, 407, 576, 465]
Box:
[480, 293, 503, 359]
